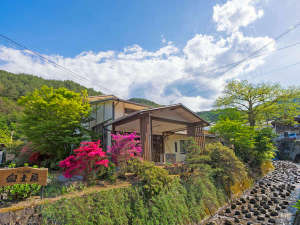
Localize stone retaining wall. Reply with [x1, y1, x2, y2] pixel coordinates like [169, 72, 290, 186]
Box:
[0, 206, 41, 225]
[204, 161, 300, 225]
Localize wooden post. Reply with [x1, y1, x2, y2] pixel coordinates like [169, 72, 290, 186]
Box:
[40, 186, 45, 199]
[140, 114, 152, 161]
[149, 114, 152, 161]
[112, 124, 115, 134]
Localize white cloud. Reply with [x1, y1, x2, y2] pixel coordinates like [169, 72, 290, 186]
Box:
[0, 0, 275, 111]
[213, 0, 264, 33]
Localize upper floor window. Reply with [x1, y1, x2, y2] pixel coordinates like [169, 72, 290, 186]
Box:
[125, 108, 138, 114]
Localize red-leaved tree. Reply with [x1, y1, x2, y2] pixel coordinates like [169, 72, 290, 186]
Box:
[59, 140, 109, 182]
[108, 132, 142, 176]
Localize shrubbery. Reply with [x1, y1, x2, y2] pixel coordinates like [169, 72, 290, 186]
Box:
[184, 141, 250, 198]
[0, 183, 41, 201]
[128, 158, 173, 197]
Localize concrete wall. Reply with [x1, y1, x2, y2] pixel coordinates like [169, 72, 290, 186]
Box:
[277, 139, 300, 162]
[0, 206, 41, 225]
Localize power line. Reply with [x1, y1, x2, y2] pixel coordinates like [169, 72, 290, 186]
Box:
[171, 21, 300, 103]
[256, 60, 300, 78]
[211, 22, 300, 77]
[0, 34, 122, 96]
[0, 34, 88, 82]
[193, 41, 300, 77]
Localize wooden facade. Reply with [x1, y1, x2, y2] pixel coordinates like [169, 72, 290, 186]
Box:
[110, 104, 209, 162]
[187, 124, 205, 150]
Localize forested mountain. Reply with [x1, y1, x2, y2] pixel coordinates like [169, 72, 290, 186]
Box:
[196, 108, 243, 123]
[0, 70, 102, 100]
[0, 70, 102, 129]
[128, 98, 161, 107]
[196, 110, 219, 123]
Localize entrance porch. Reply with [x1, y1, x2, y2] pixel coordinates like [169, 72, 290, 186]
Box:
[109, 104, 209, 163]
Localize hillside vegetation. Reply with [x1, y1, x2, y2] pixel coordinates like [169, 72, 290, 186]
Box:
[0, 70, 102, 128]
[127, 97, 161, 107]
[0, 70, 102, 100]
[196, 108, 242, 123]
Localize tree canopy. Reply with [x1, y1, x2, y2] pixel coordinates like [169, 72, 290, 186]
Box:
[18, 86, 91, 164]
[216, 80, 300, 126]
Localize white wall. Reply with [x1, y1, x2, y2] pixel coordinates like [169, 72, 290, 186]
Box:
[164, 134, 191, 162]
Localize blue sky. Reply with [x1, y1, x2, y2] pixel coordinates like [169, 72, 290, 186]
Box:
[1, 0, 217, 56]
[1, 0, 300, 111]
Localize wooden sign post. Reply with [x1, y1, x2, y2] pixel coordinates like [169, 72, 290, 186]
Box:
[0, 167, 48, 199]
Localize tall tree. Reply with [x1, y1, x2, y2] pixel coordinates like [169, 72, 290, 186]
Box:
[18, 86, 91, 162]
[216, 80, 298, 126]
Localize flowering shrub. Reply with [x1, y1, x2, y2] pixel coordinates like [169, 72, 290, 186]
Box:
[29, 152, 41, 164]
[59, 140, 109, 182]
[16, 142, 35, 166]
[109, 133, 142, 176]
[16, 143, 51, 167]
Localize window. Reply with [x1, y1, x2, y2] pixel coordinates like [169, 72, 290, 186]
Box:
[180, 140, 191, 154]
[174, 142, 178, 153]
[91, 105, 97, 120]
[180, 140, 186, 154]
[125, 108, 138, 114]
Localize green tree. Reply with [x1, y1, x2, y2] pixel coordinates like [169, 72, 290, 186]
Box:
[216, 80, 298, 126]
[273, 88, 300, 125]
[211, 119, 276, 166]
[211, 119, 255, 163]
[0, 128, 11, 147]
[253, 127, 277, 164]
[18, 86, 91, 163]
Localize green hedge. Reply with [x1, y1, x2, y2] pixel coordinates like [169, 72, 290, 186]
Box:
[41, 179, 227, 225]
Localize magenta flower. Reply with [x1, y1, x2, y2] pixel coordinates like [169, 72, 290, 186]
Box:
[109, 132, 142, 166]
[59, 140, 109, 181]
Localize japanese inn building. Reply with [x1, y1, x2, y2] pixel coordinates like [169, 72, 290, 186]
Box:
[87, 95, 209, 163]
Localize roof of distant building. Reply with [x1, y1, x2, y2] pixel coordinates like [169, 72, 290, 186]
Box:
[88, 95, 150, 109]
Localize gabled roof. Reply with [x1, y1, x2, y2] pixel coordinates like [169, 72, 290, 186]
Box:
[107, 103, 210, 127]
[88, 95, 150, 109]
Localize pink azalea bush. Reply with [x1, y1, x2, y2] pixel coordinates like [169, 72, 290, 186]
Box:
[108, 132, 142, 175]
[59, 140, 109, 182]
